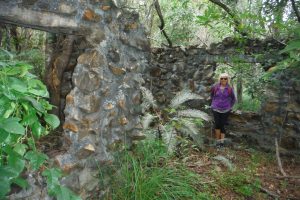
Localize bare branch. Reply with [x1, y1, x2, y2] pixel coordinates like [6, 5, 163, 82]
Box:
[259, 187, 280, 199]
[275, 138, 287, 177]
[154, 0, 173, 47]
[290, 0, 300, 23]
[208, 0, 248, 37]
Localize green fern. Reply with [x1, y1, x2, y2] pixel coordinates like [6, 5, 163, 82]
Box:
[170, 90, 204, 108]
[140, 88, 209, 152]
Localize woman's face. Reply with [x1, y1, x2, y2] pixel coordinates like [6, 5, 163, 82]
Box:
[220, 76, 228, 85]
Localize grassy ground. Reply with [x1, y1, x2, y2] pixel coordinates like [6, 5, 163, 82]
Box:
[183, 144, 300, 200]
[98, 139, 300, 200]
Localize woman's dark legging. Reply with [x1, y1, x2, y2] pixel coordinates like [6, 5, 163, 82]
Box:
[212, 110, 230, 134]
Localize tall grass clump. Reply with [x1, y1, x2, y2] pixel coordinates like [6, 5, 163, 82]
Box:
[100, 139, 208, 200]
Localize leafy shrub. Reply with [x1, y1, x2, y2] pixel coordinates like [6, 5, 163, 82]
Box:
[0, 58, 79, 199]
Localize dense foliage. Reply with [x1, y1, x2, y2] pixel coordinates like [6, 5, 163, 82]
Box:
[0, 50, 79, 199]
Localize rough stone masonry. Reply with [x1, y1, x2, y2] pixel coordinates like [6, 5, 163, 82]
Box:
[0, 0, 150, 199]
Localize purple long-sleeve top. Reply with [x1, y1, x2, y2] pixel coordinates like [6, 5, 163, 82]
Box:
[211, 83, 236, 112]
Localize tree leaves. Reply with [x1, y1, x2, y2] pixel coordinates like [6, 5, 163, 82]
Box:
[280, 40, 300, 54]
[0, 118, 25, 135]
[0, 59, 62, 199]
[44, 114, 60, 129]
[42, 168, 82, 200]
[25, 151, 48, 170]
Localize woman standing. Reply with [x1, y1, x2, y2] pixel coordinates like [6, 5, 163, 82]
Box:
[211, 73, 236, 147]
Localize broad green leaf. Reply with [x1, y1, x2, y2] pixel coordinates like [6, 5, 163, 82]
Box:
[39, 99, 53, 111]
[14, 143, 28, 156]
[7, 77, 28, 93]
[16, 63, 32, 77]
[3, 89, 17, 100]
[43, 168, 62, 194]
[30, 122, 44, 138]
[0, 165, 20, 179]
[44, 114, 60, 129]
[28, 79, 49, 98]
[0, 97, 11, 116]
[23, 96, 45, 113]
[7, 150, 25, 174]
[4, 66, 23, 76]
[280, 40, 300, 54]
[0, 177, 10, 198]
[3, 102, 16, 118]
[0, 118, 25, 135]
[42, 168, 62, 181]
[0, 129, 10, 143]
[12, 177, 29, 189]
[25, 150, 48, 170]
[21, 111, 38, 126]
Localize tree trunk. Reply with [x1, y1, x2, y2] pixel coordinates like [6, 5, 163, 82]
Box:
[44, 34, 75, 122]
[237, 76, 243, 104]
[0, 23, 4, 47]
[10, 26, 21, 53]
[5, 25, 11, 51]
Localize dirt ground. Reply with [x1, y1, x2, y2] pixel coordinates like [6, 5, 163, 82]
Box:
[183, 144, 300, 200]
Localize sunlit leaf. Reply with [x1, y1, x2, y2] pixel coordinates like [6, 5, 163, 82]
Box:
[7, 77, 27, 93]
[22, 96, 45, 113]
[12, 177, 29, 189]
[13, 143, 28, 156]
[30, 122, 45, 138]
[0, 118, 25, 135]
[44, 114, 60, 129]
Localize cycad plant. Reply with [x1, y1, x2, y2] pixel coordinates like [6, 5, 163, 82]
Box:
[140, 86, 211, 153]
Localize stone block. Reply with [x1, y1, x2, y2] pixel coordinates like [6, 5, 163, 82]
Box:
[108, 63, 126, 75]
[58, 3, 76, 14]
[73, 69, 101, 93]
[55, 154, 78, 173]
[78, 168, 99, 191]
[77, 50, 105, 69]
[63, 122, 79, 132]
[82, 8, 101, 22]
[87, 29, 106, 44]
[103, 101, 115, 110]
[77, 94, 101, 113]
[75, 137, 96, 159]
[101, 5, 111, 11]
[66, 94, 75, 105]
[119, 116, 128, 126]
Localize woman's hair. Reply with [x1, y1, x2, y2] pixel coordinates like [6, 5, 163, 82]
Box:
[218, 72, 231, 85]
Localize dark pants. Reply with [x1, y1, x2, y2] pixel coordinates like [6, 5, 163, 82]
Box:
[212, 110, 230, 134]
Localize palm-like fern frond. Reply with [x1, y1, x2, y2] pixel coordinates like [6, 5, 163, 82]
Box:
[170, 90, 203, 108]
[142, 113, 156, 129]
[160, 124, 177, 153]
[140, 86, 157, 111]
[177, 109, 211, 121]
[178, 119, 203, 146]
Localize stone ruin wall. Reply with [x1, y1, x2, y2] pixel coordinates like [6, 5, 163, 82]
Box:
[147, 47, 300, 155]
[1, 1, 299, 199]
[1, 0, 150, 199]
